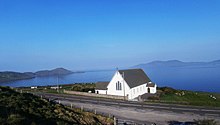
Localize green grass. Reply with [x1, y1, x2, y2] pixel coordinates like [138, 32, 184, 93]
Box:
[149, 87, 220, 107]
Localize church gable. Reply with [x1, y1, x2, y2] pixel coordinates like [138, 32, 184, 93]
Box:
[106, 71, 130, 96]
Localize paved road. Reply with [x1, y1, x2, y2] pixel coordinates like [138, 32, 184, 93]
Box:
[35, 93, 220, 125]
[36, 92, 220, 115]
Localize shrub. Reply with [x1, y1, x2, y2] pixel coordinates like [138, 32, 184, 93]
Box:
[194, 119, 217, 125]
[147, 96, 160, 100]
[7, 114, 25, 125]
[162, 87, 177, 94]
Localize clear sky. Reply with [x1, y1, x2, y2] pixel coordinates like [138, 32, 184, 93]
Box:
[0, 0, 220, 72]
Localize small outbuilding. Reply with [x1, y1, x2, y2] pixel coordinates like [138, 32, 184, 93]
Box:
[31, 86, 38, 89]
[95, 81, 109, 94]
[146, 82, 157, 94]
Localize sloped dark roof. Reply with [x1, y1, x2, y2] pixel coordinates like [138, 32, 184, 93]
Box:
[95, 81, 109, 90]
[146, 82, 156, 87]
[118, 69, 151, 88]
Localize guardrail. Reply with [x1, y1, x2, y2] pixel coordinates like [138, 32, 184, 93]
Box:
[63, 90, 128, 100]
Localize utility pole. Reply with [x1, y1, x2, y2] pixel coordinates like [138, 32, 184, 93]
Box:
[57, 71, 59, 93]
[123, 72, 126, 100]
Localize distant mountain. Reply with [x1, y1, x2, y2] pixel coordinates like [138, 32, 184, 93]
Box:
[134, 60, 220, 68]
[0, 68, 73, 83]
[35, 68, 73, 77]
[211, 60, 220, 64]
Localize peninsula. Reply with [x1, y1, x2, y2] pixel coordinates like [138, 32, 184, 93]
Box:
[0, 68, 73, 83]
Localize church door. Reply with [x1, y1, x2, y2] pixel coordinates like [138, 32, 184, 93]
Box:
[148, 88, 150, 93]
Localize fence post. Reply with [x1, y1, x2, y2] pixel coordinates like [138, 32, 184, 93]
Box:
[81, 106, 83, 111]
[113, 116, 117, 125]
[71, 103, 73, 109]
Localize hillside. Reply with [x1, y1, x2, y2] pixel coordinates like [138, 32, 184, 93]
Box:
[134, 59, 220, 68]
[0, 86, 112, 125]
[0, 68, 73, 83]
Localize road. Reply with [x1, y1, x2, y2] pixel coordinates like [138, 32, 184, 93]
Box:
[35, 93, 220, 125]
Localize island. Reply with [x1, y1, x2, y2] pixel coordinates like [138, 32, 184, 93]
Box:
[35, 68, 73, 77]
[0, 68, 74, 83]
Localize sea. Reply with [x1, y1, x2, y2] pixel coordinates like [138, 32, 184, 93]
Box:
[1, 67, 220, 93]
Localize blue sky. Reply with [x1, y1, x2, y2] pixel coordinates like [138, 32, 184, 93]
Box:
[0, 0, 220, 71]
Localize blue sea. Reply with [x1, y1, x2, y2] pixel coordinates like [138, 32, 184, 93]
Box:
[1, 67, 220, 93]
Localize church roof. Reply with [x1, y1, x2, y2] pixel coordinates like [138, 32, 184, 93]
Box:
[118, 69, 151, 88]
[95, 81, 109, 90]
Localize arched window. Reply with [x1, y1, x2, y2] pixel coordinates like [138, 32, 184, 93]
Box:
[116, 81, 122, 90]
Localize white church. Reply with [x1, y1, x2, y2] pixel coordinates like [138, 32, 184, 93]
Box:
[95, 69, 157, 100]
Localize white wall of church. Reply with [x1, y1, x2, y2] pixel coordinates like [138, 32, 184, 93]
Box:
[107, 71, 130, 98]
[129, 83, 148, 99]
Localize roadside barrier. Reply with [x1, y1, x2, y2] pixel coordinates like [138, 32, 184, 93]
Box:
[63, 90, 128, 100]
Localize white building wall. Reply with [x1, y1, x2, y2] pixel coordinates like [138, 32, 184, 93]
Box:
[147, 84, 157, 94]
[95, 90, 107, 94]
[129, 83, 148, 99]
[107, 71, 131, 98]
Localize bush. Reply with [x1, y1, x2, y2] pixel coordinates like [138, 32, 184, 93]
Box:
[194, 119, 217, 125]
[0, 86, 112, 125]
[147, 96, 160, 100]
[159, 87, 178, 94]
[7, 114, 25, 125]
[70, 83, 95, 93]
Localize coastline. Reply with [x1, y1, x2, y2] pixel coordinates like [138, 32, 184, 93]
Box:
[13, 83, 220, 108]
